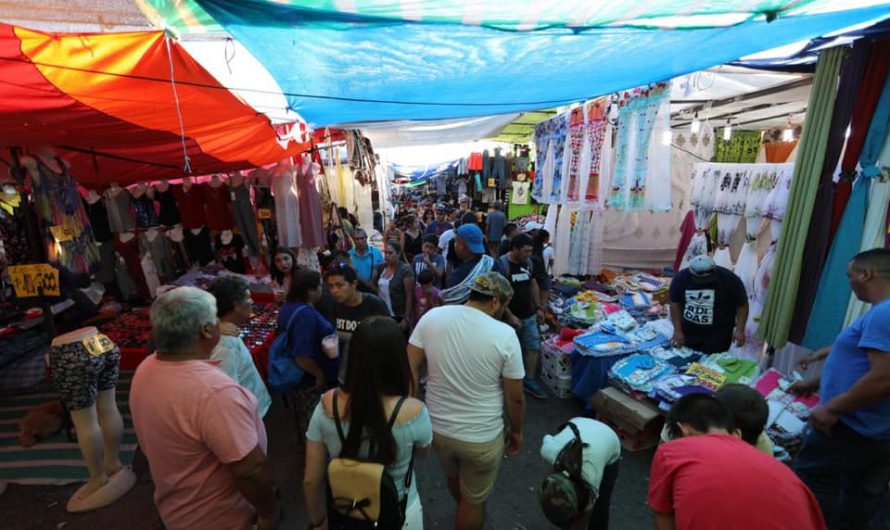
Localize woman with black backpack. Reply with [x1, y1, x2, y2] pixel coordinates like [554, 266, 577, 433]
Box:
[304, 316, 432, 529]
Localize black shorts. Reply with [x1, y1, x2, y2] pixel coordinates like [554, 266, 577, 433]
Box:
[48, 337, 121, 411]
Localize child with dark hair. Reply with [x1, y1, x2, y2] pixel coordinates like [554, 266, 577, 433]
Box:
[414, 269, 442, 326]
[649, 394, 825, 530]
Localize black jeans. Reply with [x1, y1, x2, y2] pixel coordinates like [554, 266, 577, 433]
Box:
[588, 461, 620, 530]
[794, 422, 890, 530]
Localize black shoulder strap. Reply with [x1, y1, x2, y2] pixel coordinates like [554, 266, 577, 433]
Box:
[332, 389, 347, 445]
[387, 396, 409, 429]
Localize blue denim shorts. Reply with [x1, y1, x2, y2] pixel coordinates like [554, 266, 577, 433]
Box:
[517, 315, 541, 352]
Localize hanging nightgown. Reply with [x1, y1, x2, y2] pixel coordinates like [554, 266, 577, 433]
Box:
[131, 193, 159, 229]
[533, 115, 568, 203]
[204, 182, 235, 231]
[155, 186, 181, 226]
[231, 183, 260, 257]
[175, 184, 208, 230]
[298, 160, 326, 248]
[104, 188, 135, 233]
[271, 164, 303, 248]
[564, 107, 587, 203]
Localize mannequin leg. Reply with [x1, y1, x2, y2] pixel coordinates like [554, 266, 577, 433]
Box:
[69, 406, 109, 496]
[95, 388, 123, 475]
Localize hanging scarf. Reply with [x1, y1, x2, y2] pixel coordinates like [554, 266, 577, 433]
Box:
[441, 254, 495, 305]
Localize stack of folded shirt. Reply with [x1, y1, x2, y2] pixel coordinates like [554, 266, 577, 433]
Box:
[609, 353, 675, 393]
[649, 373, 714, 410]
[619, 291, 652, 317]
[701, 353, 760, 385]
[649, 346, 703, 371]
[574, 329, 634, 357]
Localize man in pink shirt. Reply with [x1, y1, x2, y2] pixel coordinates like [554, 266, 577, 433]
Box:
[131, 287, 277, 530]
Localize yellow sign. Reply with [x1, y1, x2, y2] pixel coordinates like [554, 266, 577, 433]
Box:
[685, 362, 727, 390]
[82, 334, 116, 357]
[49, 225, 76, 242]
[257, 208, 272, 219]
[7, 264, 60, 297]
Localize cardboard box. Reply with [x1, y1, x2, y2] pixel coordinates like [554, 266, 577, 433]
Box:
[652, 288, 670, 306]
[596, 413, 663, 451]
[542, 369, 573, 399]
[591, 386, 663, 434]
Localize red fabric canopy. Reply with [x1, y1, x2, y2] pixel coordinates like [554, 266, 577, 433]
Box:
[0, 24, 308, 186]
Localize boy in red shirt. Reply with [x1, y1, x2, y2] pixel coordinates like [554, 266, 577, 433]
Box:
[649, 394, 825, 530]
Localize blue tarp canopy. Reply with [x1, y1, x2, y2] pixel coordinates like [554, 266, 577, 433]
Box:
[191, 0, 890, 125]
[391, 160, 459, 184]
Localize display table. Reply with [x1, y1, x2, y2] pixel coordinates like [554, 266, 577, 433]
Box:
[570, 350, 632, 410]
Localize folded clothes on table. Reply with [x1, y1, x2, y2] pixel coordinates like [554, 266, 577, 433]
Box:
[574, 330, 634, 357]
[648, 346, 703, 371]
[609, 353, 675, 393]
[701, 353, 760, 385]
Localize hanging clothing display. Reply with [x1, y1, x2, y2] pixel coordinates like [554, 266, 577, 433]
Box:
[183, 227, 214, 266]
[764, 141, 799, 163]
[673, 211, 696, 272]
[297, 160, 327, 248]
[802, 177, 869, 350]
[271, 162, 303, 248]
[175, 183, 208, 230]
[607, 82, 670, 211]
[532, 114, 568, 204]
[788, 40, 870, 345]
[28, 156, 99, 275]
[844, 177, 890, 325]
[104, 187, 135, 234]
[139, 229, 176, 280]
[644, 95, 673, 212]
[131, 192, 159, 228]
[230, 183, 260, 257]
[582, 98, 609, 203]
[204, 181, 235, 231]
[154, 185, 181, 226]
[564, 106, 587, 203]
[552, 205, 572, 277]
[114, 234, 150, 300]
[254, 185, 278, 252]
[712, 130, 762, 163]
[511, 181, 530, 205]
[215, 232, 246, 273]
[0, 189, 35, 266]
[83, 197, 112, 243]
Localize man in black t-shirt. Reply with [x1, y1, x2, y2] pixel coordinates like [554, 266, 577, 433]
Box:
[324, 264, 391, 380]
[501, 234, 549, 399]
[669, 256, 749, 354]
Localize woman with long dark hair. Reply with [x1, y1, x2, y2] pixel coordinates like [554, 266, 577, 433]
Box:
[278, 269, 338, 445]
[269, 247, 297, 297]
[304, 317, 431, 530]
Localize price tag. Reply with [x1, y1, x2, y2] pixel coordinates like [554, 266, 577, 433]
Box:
[49, 225, 76, 242]
[7, 264, 60, 297]
[685, 362, 727, 390]
[82, 333, 116, 356]
[257, 208, 272, 219]
[487, 178, 496, 188]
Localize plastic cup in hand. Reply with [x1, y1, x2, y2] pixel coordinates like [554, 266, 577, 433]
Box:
[322, 334, 339, 359]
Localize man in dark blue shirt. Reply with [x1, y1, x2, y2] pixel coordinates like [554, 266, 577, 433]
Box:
[424, 204, 453, 238]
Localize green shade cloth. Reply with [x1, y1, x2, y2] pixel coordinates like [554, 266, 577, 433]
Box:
[757, 46, 848, 348]
[713, 130, 762, 163]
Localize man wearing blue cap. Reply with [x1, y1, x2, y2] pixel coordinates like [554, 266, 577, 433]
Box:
[441, 224, 505, 305]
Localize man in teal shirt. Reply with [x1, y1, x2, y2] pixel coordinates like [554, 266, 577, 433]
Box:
[348, 229, 383, 284]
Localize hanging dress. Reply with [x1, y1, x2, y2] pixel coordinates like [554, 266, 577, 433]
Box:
[155, 186, 181, 226]
[104, 188, 135, 233]
[297, 160, 327, 248]
[231, 183, 260, 257]
[115, 234, 150, 300]
[131, 193, 159, 228]
[271, 165, 303, 248]
[204, 182, 235, 231]
[175, 184, 208, 230]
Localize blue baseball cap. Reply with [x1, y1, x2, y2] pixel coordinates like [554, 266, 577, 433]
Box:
[456, 224, 485, 254]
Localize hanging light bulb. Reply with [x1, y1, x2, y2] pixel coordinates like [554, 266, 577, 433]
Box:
[782, 115, 794, 142]
[723, 118, 732, 141]
[690, 112, 701, 134]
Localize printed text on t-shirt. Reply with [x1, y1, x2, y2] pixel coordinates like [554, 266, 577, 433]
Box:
[684, 289, 715, 325]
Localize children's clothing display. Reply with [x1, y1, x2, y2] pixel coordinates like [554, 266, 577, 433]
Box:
[204, 181, 234, 231]
[154, 185, 181, 226]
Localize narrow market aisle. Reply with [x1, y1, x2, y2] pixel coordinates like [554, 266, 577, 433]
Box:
[0, 390, 656, 529]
